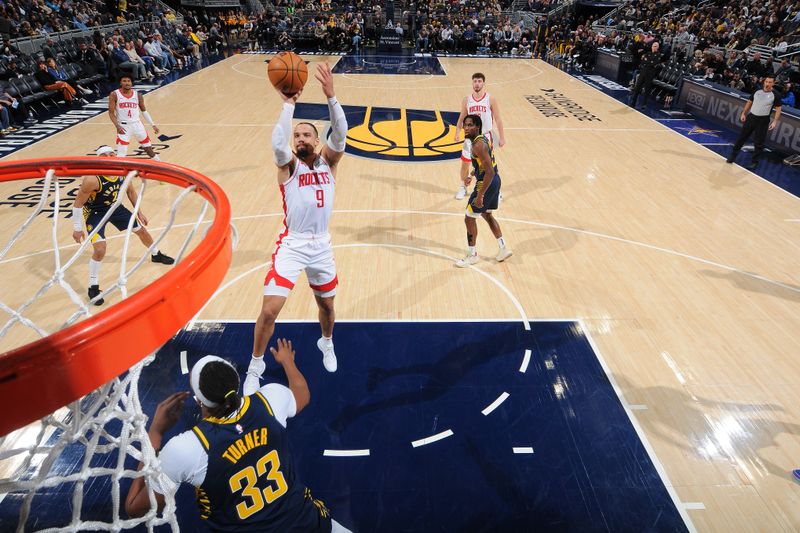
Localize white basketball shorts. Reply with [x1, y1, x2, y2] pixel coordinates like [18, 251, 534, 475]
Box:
[116, 120, 151, 148]
[264, 233, 338, 298]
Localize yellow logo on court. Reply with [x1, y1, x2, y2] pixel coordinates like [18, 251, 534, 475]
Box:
[295, 103, 462, 162]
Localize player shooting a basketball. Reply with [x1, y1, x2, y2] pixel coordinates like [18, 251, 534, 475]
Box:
[248, 61, 348, 382]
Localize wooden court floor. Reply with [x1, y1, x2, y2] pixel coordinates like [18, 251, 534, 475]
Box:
[1, 55, 799, 531]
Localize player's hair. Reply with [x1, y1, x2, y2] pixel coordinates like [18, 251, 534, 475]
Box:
[295, 121, 319, 138]
[198, 360, 241, 419]
[764, 73, 775, 80]
[472, 72, 485, 81]
[464, 114, 483, 132]
[119, 74, 132, 82]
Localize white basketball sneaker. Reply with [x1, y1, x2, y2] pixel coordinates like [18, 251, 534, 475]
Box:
[496, 248, 513, 262]
[243, 355, 266, 393]
[455, 253, 478, 268]
[317, 337, 337, 372]
[455, 185, 467, 200]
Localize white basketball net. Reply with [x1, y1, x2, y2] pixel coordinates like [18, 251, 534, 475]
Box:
[0, 167, 227, 532]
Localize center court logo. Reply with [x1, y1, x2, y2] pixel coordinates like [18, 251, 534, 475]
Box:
[294, 103, 462, 162]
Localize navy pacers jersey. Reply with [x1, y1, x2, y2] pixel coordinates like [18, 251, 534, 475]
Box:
[84, 175, 123, 215]
[470, 134, 499, 191]
[191, 392, 332, 533]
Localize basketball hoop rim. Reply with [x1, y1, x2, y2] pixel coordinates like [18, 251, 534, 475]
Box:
[0, 157, 232, 437]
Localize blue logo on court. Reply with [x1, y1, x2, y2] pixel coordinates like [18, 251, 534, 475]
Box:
[294, 103, 462, 162]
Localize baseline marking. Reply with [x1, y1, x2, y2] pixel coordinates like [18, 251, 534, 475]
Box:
[512, 447, 534, 454]
[579, 319, 697, 533]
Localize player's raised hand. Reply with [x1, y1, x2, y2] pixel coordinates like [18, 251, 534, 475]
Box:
[278, 88, 302, 104]
[150, 391, 191, 435]
[315, 62, 335, 98]
[270, 338, 296, 366]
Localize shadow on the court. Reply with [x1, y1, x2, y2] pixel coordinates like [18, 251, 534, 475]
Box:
[502, 175, 572, 196]
[513, 225, 579, 257]
[652, 148, 720, 162]
[329, 329, 513, 433]
[707, 166, 748, 189]
[699, 269, 800, 303]
[453, 435, 569, 533]
[363, 173, 454, 195]
[613, 374, 800, 484]
[336, 223, 465, 256]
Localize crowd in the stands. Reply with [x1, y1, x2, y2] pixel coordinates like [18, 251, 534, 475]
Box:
[539, 0, 800, 107]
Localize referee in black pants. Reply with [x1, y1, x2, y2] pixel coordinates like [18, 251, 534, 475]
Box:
[727, 74, 782, 169]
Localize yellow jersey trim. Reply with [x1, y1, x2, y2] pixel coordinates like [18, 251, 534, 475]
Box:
[254, 391, 275, 418]
[192, 426, 210, 450]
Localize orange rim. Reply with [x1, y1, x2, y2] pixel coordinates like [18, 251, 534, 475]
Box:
[0, 157, 232, 436]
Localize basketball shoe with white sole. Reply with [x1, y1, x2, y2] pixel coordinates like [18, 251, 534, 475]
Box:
[455, 253, 478, 268]
[317, 337, 337, 372]
[496, 248, 513, 262]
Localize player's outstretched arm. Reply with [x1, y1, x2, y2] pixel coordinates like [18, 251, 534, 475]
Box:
[270, 338, 310, 414]
[316, 62, 347, 168]
[273, 89, 301, 183]
[124, 391, 189, 518]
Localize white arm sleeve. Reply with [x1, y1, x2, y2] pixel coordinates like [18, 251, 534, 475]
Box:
[272, 102, 295, 167]
[142, 111, 155, 126]
[326, 97, 347, 152]
[150, 430, 209, 494]
[259, 383, 297, 427]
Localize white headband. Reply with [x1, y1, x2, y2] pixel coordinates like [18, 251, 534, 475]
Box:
[96, 145, 115, 156]
[190, 355, 238, 407]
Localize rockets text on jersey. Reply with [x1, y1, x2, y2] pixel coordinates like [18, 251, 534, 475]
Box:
[115, 89, 140, 122]
[466, 92, 493, 134]
[280, 155, 335, 236]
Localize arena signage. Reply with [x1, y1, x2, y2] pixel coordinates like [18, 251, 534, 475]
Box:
[677, 78, 800, 152]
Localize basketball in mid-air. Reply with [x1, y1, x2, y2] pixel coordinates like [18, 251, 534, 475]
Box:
[268, 51, 308, 96]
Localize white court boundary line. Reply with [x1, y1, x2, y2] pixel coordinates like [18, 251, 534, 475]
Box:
[187, 242, 531, 331]
[4, 209, 798, 297]
[578, 318, 698, 533]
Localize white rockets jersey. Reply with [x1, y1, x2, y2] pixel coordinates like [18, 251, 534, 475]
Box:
[280, 155, 335, 235]
[115, 89, 140, 122]
[466, 92, 493, 134]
